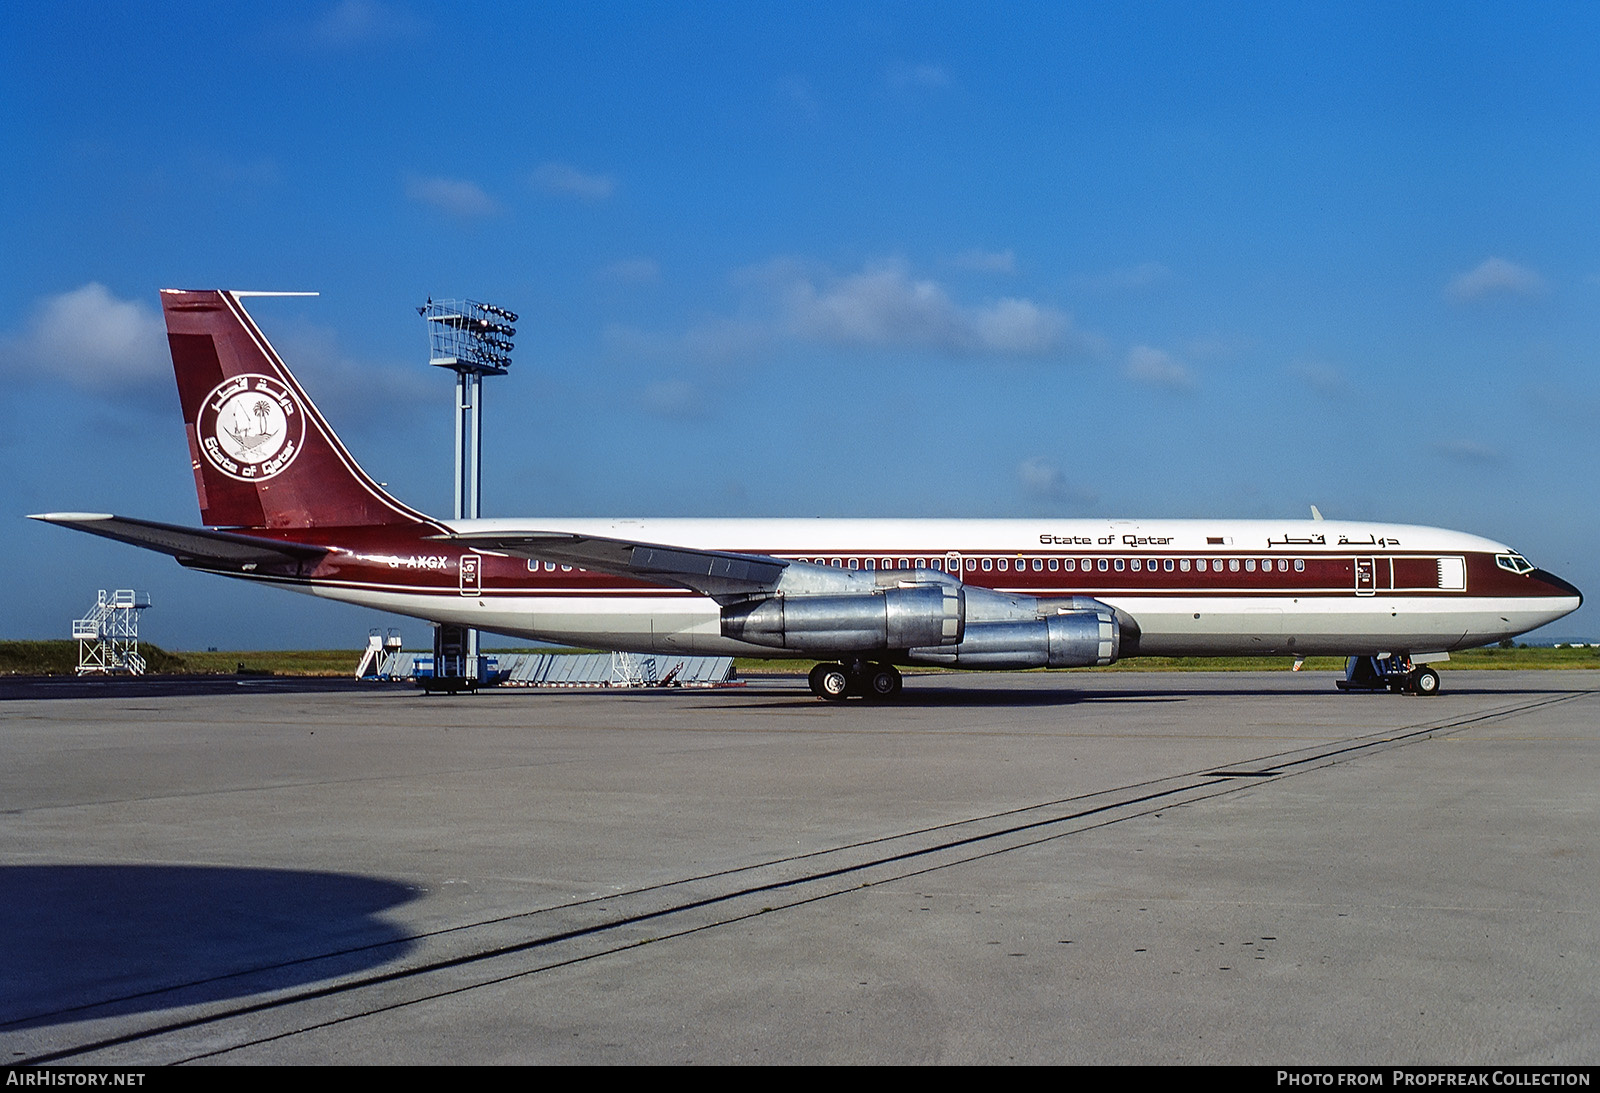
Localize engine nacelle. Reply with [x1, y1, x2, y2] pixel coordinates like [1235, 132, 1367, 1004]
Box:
[721, 584, 963, 652]
[906, 606, 1119, 669]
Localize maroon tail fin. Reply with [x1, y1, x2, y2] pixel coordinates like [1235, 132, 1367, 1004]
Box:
[163, 290, 435, 531]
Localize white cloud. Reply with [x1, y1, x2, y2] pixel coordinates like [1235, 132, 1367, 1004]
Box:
[780, 262, 1078, 358]
[1018, 457, 1097, 508]
[532, 162, 616, 201]
[972, 298, 1072, 355]
[404, 175, 498, 218]
[0, 283, 168, 388]
[1446, 258, 1547, 302]
[611, 258, 1092, 373]
[1125, 345, 1195, 390]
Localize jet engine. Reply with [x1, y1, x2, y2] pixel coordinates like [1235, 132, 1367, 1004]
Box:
[905, 606, 1119, 669]
[720, 583, 963, 652]
[718, 563, 1121, 669]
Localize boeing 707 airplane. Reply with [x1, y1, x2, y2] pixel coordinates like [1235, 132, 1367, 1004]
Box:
[32, 290, 1582, 699]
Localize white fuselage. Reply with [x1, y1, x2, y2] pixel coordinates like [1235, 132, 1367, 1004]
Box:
[280, 517, 1579, 660]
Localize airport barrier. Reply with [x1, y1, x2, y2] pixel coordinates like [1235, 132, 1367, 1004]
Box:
[377, 651, 736, 688]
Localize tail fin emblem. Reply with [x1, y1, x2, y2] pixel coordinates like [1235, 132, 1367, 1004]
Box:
[198, 374, 305, 481]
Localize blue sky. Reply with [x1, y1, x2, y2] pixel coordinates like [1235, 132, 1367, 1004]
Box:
[2, 1, 1595, 650]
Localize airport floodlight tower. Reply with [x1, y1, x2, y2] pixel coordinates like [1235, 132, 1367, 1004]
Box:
[419, 298, 517, 521]
[419, 298, 517, 689]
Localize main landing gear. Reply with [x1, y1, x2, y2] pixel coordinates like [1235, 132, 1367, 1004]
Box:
[807, 660, 903, 701]
[1336, 655, 1442, 696]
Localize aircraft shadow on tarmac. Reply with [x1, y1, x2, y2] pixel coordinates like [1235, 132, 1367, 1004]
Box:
[0, 864, 416, 1030]
[721, 689, 1183, 710]
[716, 676, 1589, 710]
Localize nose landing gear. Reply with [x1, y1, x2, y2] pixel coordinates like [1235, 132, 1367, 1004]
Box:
[1336, 655, 1443, 696]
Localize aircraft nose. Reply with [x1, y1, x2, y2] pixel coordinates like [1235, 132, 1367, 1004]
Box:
[1532, 569, 1583, 609]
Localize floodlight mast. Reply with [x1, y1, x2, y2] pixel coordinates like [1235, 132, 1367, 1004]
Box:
[418, 298, 518, 689]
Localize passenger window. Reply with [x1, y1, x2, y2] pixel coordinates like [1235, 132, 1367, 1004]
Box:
[864, 558, 874, 570]
[1245, 558, 1255, 572]
[1033, 558, 1044, 571]
[982, 558, 993, 571]
[1131, 558, 1142, 572]
[1278, 559, 1288, 572]
[967, 559, 978, 571]
[1049, 558, 1059, 571]
[1063, 559, 1075, 572]
[1295, 559, 1305, 572]
[1164, 559, 1175, 572]
[1180, 558, 1190, 572]
[544, 562, 556, 572]
[1097, 559, 1109, 572]
[849, 558, 859, 569]
[1196, 559, 1207, 572]
[1229, 559, 1241, 572]
[998, 558, 1008, 571]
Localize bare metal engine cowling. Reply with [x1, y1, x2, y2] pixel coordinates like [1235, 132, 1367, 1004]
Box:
[904, 608, 1119, 669]
[719, 567, 1121, 668]
[720, 583, 964, 652]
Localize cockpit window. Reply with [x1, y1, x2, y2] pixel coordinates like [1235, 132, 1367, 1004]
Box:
[1495, 553, 1534, 575]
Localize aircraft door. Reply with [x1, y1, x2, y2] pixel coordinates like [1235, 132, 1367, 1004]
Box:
[459, 552, 482, 596]
[1355, 557, 1376, 596]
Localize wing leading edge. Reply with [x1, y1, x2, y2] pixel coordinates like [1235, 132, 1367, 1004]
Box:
[438, 530, 790, 600]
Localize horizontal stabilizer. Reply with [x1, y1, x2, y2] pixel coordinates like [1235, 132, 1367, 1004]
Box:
[29, 513, 326, 567]
[440, 530, 788, 598]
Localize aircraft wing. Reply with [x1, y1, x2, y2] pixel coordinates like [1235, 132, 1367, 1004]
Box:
[28, 513, 327, 568]
[440, 530, 789, 599]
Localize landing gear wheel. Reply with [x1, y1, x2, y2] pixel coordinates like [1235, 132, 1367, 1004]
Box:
[808, 663, 829, 696]
[864, 663, 902, 699]
[1413, 666, 1441, 696]
[809, 663, 851, 702]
